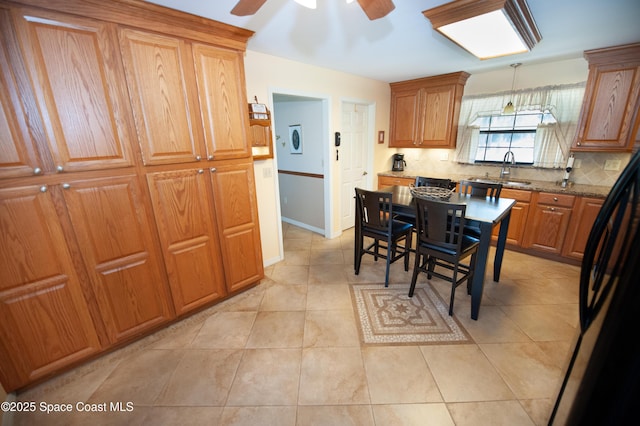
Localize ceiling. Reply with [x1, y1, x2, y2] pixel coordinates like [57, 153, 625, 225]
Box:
[146, 0, 640, 83]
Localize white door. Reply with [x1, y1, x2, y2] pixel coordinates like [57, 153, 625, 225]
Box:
[341, 102, 369, 230]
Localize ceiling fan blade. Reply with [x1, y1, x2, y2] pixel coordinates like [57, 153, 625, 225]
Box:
[231, 0, 267, 16]
[357, 0, 395, 20]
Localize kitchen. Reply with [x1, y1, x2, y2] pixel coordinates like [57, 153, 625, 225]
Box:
[1, 0, 639, 424]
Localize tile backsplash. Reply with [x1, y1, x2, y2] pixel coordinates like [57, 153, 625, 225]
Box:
[398, 149, 631, 188]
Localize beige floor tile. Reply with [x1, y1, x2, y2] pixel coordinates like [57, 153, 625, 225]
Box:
[362, 346, 442, 404]
[447, 400, 536, 426]
[298, 347, 369, 405]
[309, 249, 345, 265]
[420, 344, 515, 402]
[455, 305, 531, 344]
[311, 236, 344, 251]
[520, 398, 555, 426]
[480, 342, 563, 399]
[220, 406, 296, 426]
[155, 349, 243, 406]
[87, 349, 184, 406]
[308, 264, 350, 284]
[296, 405, 374, 426]
[303, 309, 360, 348]
[226, 349, 301, 406]
[282, 249, 311, 265]
[372, 403, 454, 426]
[306, 284, 353, 311]
[284, 238, 312, 251]
[245, 311, 305, 348]
[271, 265, 310, 285]
[141, 407, 223, 426]
[500, 304, 578, 342]
[190, 312, 257, 349]
[149, 322, 203, 349]
[260, 283, 307, 311]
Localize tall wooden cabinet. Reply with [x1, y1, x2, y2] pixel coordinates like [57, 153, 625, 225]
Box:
[573, 43, 640, 152]
[389, 72, 469, 148]
[0, 0, 262, 392]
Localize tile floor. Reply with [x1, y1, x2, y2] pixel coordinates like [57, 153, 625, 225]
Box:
[7, 223, 580, 426]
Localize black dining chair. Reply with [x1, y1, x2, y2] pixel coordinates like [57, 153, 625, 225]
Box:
[354, 188, 413, 287]
[394, 176, 454, 226]
[458, 180, 503, 237]
[409, 197, 479, 316]
[458, 180, 502, 199]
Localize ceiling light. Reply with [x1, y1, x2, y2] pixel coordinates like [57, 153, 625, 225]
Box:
[422, 0, 541, 60]
[294, 0, 317, 9]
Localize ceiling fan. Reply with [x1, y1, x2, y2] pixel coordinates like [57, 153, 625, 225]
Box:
[231, 0, 395, 21]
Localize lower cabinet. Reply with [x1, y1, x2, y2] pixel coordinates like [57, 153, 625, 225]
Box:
[378, 175, 414, 189]
[492, 188, 531, 246]
[562, 197, 605, 260]
[61, 175, 174, 343]
[0, 185, 102, 391]
[210, 161, 264, 293]
[523, 192, 576, 255]
[147, 168, 227, 314]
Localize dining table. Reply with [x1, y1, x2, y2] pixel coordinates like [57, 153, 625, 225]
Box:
[382, 185, 516, 320]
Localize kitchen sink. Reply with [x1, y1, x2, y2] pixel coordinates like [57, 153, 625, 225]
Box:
[467, 177, 532, 187]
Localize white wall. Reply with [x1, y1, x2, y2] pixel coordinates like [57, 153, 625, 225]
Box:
[244, 50, 392, 266]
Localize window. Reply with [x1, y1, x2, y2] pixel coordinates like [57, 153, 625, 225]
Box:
[473, 111, 556, 164]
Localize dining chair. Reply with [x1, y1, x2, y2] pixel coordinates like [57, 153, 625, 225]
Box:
[415, 176, 454, 189]
[458, 180, 503, 237]
[354, 188, 413, 287]
[458, 180, 503, 199]
[409, 197, 479, 316]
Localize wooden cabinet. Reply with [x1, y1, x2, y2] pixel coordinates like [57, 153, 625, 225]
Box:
[193, 44, 250, 160]
[573, 43, 640, 152]
[389, 72, 469, 148]
[562, 196, 604, 260]
[118, 28, 203, 165]
[61, 175, 173, 342]
[492, 188, 532, 246]
[0, 185, 101, 391]
[210, 161, 264, 293]
[147, 169, 227, 314]
[13, 8, 135, 172]
[378, 175, 414, 189]
[524, 192, 576, 254]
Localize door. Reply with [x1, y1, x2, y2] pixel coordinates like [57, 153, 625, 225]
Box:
[13, 9, 134, 172]
[147, 169, 227, 314]
[0, 185, 101, 391]
[61, 175, 173, 342]
[341, 102, 369, 230]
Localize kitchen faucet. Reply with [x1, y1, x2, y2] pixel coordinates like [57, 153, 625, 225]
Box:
[500, 151, 516, 179]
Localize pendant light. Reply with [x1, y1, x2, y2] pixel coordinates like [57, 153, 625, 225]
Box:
[503, 63, 521, 115]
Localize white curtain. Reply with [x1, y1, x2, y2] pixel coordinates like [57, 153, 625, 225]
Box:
[455, 82, 586, 168]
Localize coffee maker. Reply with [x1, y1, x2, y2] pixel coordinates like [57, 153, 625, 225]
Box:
[392, 153, 406, 171]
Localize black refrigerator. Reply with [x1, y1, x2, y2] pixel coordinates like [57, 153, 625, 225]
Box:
[549, 150, 640, 425]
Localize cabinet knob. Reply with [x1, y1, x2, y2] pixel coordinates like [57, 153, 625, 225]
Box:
[577, 142, 581, 146]
[195, 155, 202, 161]
[62, 183, 71, 189]
[210, 167, 217, 173]
[33, 167, 42, 175]
[56, 165, 64, 172]
[549, 207, 556, 212]
[197, 169, 204, 174]
[207, 155, 213, 160]
[553, 197, 558, 201]
[40, 185, 47, 193]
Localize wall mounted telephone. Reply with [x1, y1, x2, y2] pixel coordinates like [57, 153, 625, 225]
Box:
[335, 132, 341, 146]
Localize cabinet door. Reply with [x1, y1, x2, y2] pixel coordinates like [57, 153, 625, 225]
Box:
[0, 185, 101, 391]
[210, 162, 263, 292]
[389, 88, 420, 147]
[419, 86, 454, 147]
[61, 175, 173, 342]
[562, 197, 604, 260]
[13, 9, 134, 172]
[118, 28, 205, 165]
[147, 169, 227, 314]
[0, 9, 42, 179]
[491, 189, 531, 246]
[524, 201, 573, 254]
[192, 44, 250, 160]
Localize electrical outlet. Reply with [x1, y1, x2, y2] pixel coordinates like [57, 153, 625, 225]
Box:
[604, 159, 621, 171]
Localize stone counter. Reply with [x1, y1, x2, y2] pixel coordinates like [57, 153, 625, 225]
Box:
[378, 171, 612, 198]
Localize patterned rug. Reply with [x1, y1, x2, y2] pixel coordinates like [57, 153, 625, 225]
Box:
[350, 283, 471, 345]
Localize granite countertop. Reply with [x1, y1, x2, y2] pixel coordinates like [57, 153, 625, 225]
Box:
[378, 171, 612, 198]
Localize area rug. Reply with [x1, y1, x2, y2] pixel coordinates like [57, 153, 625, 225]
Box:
[350, 283, 471, 345]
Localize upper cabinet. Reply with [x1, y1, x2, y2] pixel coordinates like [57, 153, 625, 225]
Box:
[573, 43, 640, 152]
[389, 72, 469, 148]
[12, 8, 135, 172]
